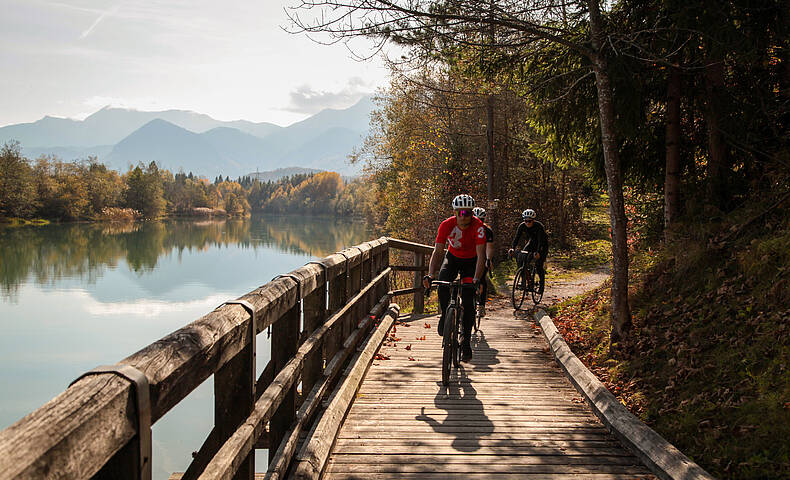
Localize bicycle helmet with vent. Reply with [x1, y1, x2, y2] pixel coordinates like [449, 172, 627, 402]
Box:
[472, 207, 486, 219]
[521, 209, 536, 220]
[452, 194, 475, 209]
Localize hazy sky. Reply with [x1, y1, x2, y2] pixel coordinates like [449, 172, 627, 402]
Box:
[0, 0, 391, 127]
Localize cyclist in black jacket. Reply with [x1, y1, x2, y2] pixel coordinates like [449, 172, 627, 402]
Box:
[508, 209, 548, 294]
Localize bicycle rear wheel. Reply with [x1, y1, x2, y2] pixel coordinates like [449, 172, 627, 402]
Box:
[530, 264, 543, 304]
[442, 306, 458, 385]
[511, 268, 526, 310]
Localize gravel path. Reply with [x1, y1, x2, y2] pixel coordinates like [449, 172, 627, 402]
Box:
[489, 265, 611, 314]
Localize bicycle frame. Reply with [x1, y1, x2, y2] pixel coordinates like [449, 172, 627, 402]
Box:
[430, 278, 476, 385]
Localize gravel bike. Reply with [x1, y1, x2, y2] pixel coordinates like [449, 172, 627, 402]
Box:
[429, 278, 476, 386]
[511, 250, 543, 309]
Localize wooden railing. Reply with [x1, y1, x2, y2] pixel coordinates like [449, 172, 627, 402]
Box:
[0, 237, 434, 480]
[384, 238, 432, 313]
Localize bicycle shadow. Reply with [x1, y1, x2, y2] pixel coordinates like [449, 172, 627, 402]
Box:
[470, 330, 500, 373]
[415, 373, 494, 453]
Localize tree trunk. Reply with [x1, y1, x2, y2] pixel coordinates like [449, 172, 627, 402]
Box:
[485, 94, 500, 253]
[485, 95, 496, 202]
[704, 60, 728, 208]
[664, 66, 682, 236]
[559, 168, 567, 248]
[587, 0, 632, 342]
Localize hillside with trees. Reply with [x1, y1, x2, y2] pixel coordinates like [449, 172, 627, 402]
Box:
[289, 0, 789, 477]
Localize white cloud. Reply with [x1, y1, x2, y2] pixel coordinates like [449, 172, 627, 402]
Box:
[84, 293, 231, 318]
[286, 77, 373, 114]
[0, 1, 391, 127]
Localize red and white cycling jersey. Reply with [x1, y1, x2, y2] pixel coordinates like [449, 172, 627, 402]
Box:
[435, 216, 486, 259]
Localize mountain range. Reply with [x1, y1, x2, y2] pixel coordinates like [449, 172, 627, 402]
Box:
[0, 97, 374, 177]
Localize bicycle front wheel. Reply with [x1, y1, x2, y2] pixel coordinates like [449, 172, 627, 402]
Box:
[530, 264, 543, 304]
[511, 268, 526, 310]
[452, 307, 462, 367]
[442, 306, 458, 386]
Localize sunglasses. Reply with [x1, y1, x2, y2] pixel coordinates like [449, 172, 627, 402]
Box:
[457, 209, 473, 217]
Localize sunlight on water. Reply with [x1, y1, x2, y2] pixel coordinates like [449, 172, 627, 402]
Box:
[0, 215, 369, 479]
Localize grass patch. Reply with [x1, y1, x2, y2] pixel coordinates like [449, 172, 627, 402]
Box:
[549, 239, 611, 277]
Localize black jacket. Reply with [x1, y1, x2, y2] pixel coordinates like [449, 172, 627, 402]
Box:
[510, 220, 548, 255]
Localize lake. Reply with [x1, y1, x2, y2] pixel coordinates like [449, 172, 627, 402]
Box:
[0, 215, 370, 479]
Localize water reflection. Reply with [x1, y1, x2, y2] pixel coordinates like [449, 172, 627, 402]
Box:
[0, 214, 370, 479]
[0, 215, 369, 300]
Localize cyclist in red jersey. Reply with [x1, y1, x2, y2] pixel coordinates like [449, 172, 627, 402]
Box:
[421, 194, 486, 362]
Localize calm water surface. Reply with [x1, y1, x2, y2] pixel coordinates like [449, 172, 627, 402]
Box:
[0, 215, 370, 478]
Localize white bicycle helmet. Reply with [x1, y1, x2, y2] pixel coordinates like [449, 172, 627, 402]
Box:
[522, 209, 536, 220]
[472, 207, 486, 219]
[451, 194, 475, 209]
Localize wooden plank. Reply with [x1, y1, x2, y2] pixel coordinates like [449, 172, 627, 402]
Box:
[269, 303, 299, 462]
[389, 265, 429, 272]
[325, 464, 648, 474]
[323, 475, 654, 480]
[214, 335, 255, 480]
[327, 455, 643, 466]
[263, 297, 389, 480]
[328, 445, 633, 456]
[292, 304, 401, 479]
[536, 310, 714, 480]
[335, 432, 618, 441]
[332, 438, 621, 448]
[195, 273, 391, 479]
[287, 264, 323, 299]
[301, 280, 326, 397]
[386, 237, 434, 255]
[196, 345, 303, 480]
[412, 251, 425, 314]
[388, 286, 424, 297]
[320, 304, 657, 480]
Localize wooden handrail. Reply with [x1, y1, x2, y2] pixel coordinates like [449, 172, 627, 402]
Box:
[292, 304, 401, 479]
[385, 237, 433, 255]
[196, 269, 392, 479]
[264, 297, 391, 480]
[0, 236, 432, 480]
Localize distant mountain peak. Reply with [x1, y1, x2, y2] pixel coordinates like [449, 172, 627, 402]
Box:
[2, 99, 371, 177]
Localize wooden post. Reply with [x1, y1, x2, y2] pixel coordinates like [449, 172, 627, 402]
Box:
[213, 319, 255, 480]
[379, 242, 390, 301]
[92, 439, 144, 480]
[412, 252, 425, 314]
[302, 274, 326, 397]
[269, 304, 299, 463]
[325, 264, 347, 375]
[347, 256, 363, 339]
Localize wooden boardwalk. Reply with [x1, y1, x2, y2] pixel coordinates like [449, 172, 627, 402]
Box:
[324, 300, 656, 479]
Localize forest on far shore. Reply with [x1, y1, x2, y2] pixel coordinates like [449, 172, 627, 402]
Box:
[0, 142, 371, 221]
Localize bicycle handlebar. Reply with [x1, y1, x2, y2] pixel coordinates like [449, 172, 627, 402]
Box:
[430, 279, 477, 288]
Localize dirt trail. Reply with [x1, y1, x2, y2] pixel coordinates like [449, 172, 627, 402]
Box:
[488, 265, 611, 314]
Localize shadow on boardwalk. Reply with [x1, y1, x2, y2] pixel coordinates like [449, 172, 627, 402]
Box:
[415, 377, 495, 453]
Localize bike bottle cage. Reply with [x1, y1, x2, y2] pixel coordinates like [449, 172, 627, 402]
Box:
[460, 277, 475, 284]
